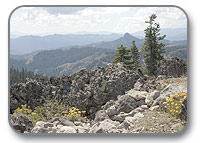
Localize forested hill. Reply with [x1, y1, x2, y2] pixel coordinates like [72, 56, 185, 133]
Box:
[10, 44, 187, 77]
[10, 47, 115, 77]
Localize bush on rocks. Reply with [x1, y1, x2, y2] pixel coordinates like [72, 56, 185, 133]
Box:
[163, 91, 187, 118]
[66, 107, 87, 121]
[13, 101, 70, 124]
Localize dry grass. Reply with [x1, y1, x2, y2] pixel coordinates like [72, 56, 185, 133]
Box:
[128, 109, 186, 133]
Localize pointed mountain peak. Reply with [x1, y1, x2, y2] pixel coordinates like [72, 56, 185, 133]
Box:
[123, 33, 132, 38]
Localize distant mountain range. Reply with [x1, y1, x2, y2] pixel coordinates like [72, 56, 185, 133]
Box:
[10, 33, 122, 54]
[84, 33, 187, 51]
[10, 28, 187, 54]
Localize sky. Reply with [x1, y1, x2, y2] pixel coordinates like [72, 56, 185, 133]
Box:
[10, 7, 187, 36]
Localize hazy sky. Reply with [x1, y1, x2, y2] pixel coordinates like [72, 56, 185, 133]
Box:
[10, 7, 187, 36]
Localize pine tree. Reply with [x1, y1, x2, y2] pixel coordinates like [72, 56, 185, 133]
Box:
[112, 45, 129, 64]
[127, 40, 140, 70]
[142, 14, 166, 76]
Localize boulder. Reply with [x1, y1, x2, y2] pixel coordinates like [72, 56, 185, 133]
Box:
[49, 116, 75, 126]
[124, 112, 144, 124]
[126, 89, 147, 101]
[94, 110, 110, 122]
[31, 126, 49, 133]
[145, 90, 160, 107]
[105, 105, 118, 116]
[57, 126, 77, 133]
[112, 109, 137, 122]
[75, 125, 89, 133]
[89, 119, 120, 133]
[117, 94, 137, 113]
[35, 121, 46, 128]
[117, 121, 130, 130]
[10, 113, 34, 133]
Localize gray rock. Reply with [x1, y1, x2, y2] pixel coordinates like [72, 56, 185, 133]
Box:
[44, 123, 54, 128]
[145, 90, 160, 107]
[57, 126, 77, 133]
[117, 94, 137, 113]
[124, 116, 136, 124]
[126, 89, 147, 101]
[132, 106, 144, 112]
[112, 109, 137, 122]
[31, 127, 49, 133]
[105, 105, 118, 116]
[94, 110, 110, 122]
[133, 112, 144, 119]
[117, 121, 130, 130]
[57, 125, 64, 129]
[35, 121, 46, 128]
[112, 114, 124, 122]
[74, 121, 83, 126]
[10, 113, 34, 133]
[89, 119, 120, 133]
[149, 105, 159, 111]
[140, 105, 149, 110]
[52, 121, 60, 126]
[124, 112, 144, 124]
[75, 126, 88, 133]
[49, 116, 75, 126]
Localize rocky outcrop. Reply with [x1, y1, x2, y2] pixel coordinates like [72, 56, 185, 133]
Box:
[10, 113, 34, 133]
[63, 63, 139, 115]
[10, 62, 187, 134]
[10, 78, 53, 113]
[13, 83, 186, 134]
[10, 63, 140, 115]
[157, 57, 187, 77]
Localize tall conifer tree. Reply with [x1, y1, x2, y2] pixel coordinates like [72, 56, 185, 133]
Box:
[142, 14, 166, 76]
[127, 40, 140, 70]
[112, 45, 129, 64]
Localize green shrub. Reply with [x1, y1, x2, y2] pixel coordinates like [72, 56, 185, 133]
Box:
[13, 101, 70, 124]
[66, 107, 87, 121]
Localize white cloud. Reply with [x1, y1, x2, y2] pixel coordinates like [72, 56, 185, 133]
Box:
[10, 7, 187, 35]
[101, 7, 130, 14]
